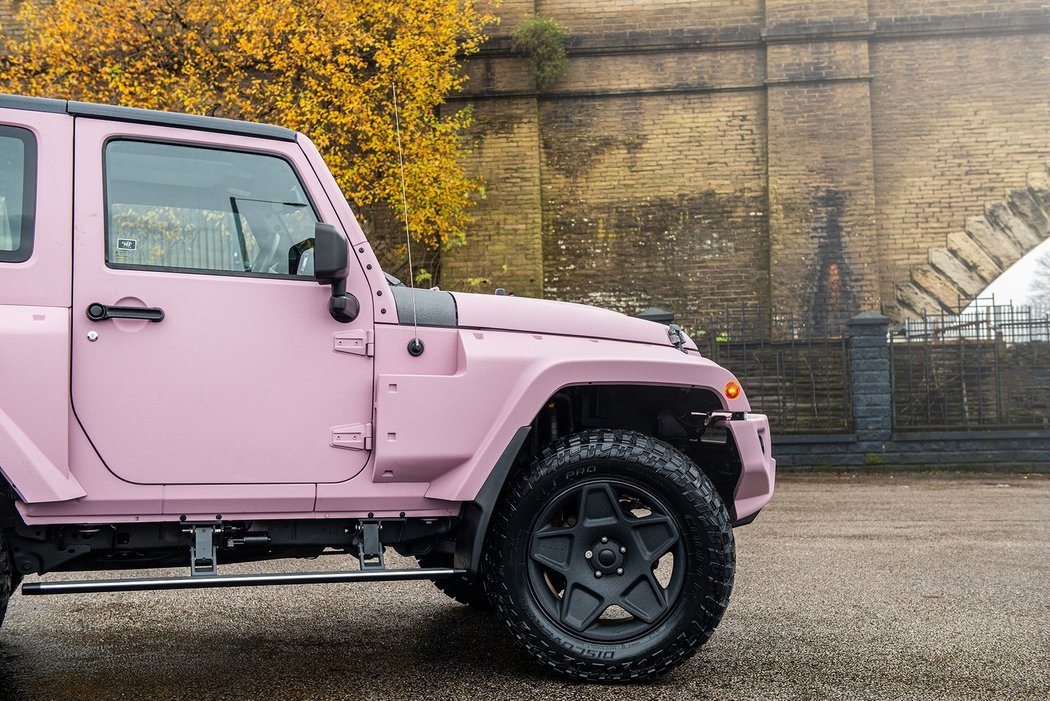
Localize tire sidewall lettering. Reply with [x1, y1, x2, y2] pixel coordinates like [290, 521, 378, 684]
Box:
[485, 430, 735, 680]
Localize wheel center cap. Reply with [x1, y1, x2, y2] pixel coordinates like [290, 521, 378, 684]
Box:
[586, 537, 627, 575]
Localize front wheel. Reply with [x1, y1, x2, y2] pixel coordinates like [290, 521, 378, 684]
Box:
[416, 552, 490, 610]
[484, 430, 734, 681]
[0, 532, 16, 630]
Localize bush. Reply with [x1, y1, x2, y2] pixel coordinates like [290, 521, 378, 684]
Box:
[512, 16, 569, 90]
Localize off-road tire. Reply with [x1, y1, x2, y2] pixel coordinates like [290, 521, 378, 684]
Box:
[0, 532, 16, 629]
[416, 553, 491, 610]
[484, 429, 734, 682]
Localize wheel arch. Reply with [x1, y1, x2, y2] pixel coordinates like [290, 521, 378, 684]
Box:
[422, 338, 749, 507]
[453, 382, 746, 575]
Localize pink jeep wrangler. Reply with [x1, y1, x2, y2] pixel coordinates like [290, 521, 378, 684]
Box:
[0, 94, 775, 681]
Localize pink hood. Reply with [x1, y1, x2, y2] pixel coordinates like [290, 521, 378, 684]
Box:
[450, 292, 689, 349]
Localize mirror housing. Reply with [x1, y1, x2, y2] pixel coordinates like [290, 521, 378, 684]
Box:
[313, 222, 358, 323]
[314, 223, 349, 284]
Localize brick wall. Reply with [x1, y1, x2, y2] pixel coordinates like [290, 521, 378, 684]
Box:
[441, 98, 545, 297]
[0, 1, 25, 38]
[765, 0, 870, 29]
[4, 0, 1048, 327]
[538, 91, 768, 320]
[765, 1, 881, 333]
[870, 1, 1048, 26]
[534, 1, 762, 34]
[445, 0, 1050, 331]
[870, 32, 1050, 317]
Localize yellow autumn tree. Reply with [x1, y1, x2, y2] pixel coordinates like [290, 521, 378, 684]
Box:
[0, 0, 494, 282]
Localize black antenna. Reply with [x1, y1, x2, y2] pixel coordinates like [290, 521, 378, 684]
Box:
[392, 81, 423, 357]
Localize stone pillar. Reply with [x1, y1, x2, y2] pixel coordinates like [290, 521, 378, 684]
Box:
[849, 312, 892, 456]
[765, 0, 881, 336]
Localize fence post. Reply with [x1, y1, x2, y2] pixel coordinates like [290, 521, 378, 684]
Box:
[849, 312, 892, 459]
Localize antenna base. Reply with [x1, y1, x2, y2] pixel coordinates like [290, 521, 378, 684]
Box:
[407, 338, 425, 357]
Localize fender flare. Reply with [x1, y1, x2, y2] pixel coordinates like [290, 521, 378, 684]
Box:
[453, 426, 531, 574]
[0, 407, 86, 503]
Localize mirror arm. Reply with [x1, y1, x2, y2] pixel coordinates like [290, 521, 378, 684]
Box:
[328, 279, 359, 323]
[313, 222, 357, 323]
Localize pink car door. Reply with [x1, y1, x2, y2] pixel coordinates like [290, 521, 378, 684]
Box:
[70, 117, 374, 485]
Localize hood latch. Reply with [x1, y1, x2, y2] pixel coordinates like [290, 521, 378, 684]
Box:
[667, 324, 688, 353]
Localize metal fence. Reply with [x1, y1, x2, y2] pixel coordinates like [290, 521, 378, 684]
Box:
[685, 299, 1050, 435]
[694, 306, 853, 434]
[889, 299, 1050, 431]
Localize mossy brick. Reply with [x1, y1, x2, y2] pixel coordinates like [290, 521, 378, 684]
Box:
[442, 1, 1050, 325]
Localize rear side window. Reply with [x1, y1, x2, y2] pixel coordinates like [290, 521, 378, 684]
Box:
[104, 140, 319, 277]
[0, 126, 37, 263]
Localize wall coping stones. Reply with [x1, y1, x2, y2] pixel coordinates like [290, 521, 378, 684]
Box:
[850, 311, 890, 326]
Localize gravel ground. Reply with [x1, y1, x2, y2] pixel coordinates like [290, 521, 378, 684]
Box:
[1, 472, 1047, 701]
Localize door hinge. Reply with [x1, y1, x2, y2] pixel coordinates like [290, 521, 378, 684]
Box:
[333, 330, 373, 357]
[331, 422, 372, 450]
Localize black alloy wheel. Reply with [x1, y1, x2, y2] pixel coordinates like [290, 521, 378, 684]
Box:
[485, 429, 735, 682]
[527, 479, 686, 642]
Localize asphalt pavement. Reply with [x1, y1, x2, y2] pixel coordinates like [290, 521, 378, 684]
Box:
[1, 472, 1047, 700]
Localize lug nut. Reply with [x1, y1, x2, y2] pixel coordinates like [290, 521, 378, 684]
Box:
[616, 567, 624, 575]
[620, 546, 627, 554]
[585, 550, 593, 559]
[594, 571, 603, 578]
[601, 536, 609, 544]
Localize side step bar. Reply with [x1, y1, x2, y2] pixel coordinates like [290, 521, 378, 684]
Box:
[21, 567, 464, 595]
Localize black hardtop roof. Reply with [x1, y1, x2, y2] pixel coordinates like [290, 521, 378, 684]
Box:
[0, 93, 297, 142]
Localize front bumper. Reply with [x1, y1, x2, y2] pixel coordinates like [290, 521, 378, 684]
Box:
[726, 413, 776, 524]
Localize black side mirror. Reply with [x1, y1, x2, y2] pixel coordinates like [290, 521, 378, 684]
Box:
[313, 222, 358, 323]
[314, 223, 348, 284]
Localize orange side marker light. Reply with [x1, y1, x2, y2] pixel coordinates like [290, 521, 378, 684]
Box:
[724, 381, 742, 400]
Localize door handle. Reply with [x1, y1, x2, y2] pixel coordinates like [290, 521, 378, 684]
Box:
[86, 302, 165, 322]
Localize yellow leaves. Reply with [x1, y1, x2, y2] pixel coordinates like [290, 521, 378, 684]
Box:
[0, 0, 494, 272]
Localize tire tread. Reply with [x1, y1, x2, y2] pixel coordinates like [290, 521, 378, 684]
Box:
[483, 429, 735, 682]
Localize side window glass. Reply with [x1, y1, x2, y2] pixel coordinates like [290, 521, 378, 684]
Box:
[104, 140, 318, 277]
[0, 126, 36, 264]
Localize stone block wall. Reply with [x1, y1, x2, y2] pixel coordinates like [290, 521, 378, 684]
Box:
[446, 0, 1050, 333]
[4, 0, 1048, 327]
[871, 0, 1049, 26]
[538, 91, 769, 319]
[0, 2, 22, 37]
[870, 31, 1050, 316]
[765, 0, 870, 30]
[442, 98, 545, 297]
[765, 1, 882, 333]
[533, 0, 763, 35]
